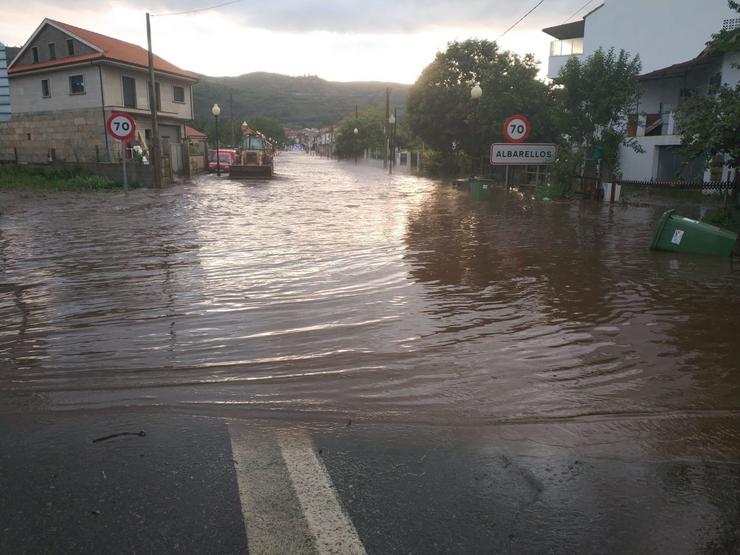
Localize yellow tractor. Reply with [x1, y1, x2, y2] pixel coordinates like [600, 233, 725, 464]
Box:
[229, 121, 274, 179]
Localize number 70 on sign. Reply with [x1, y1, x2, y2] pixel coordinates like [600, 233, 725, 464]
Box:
[106, 112, 137, 141]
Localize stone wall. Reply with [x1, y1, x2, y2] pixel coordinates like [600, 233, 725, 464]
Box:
[0, 108, 110, 164]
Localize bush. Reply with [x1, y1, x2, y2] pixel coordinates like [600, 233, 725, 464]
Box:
[0, 164, 120, 191]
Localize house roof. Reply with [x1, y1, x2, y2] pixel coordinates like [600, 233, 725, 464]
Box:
[639, 52, 720, 81]
[542, 4, 603, 40]
[542, 20, 584, 40]
[9, 19, 197, 80]
[185, 126, 207, 138]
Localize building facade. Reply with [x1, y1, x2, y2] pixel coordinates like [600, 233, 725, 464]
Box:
[0, 42, 9, 122]
[543, 0, 740, 182]
[0, 19, 198, 173]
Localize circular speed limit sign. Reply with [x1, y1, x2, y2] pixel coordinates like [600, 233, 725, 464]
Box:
[106, 112, 136, 141]
[503, 114, 531, 143]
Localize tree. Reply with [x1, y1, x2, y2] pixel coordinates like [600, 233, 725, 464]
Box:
[675, 1, 740, 174]
[553, 47, 642, 182]
[407, 39, 555, 170]
[334, 109, 385, 160]
[247, 116, 288, 148]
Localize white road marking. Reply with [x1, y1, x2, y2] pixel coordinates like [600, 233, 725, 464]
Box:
[228, 422, 366, 555]
[229, 423, 316, 554]
[278, 430, 367, 555]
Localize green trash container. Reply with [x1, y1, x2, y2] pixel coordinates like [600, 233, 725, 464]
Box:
[467, 177, 496, 200]
[650, 209, 738, 256]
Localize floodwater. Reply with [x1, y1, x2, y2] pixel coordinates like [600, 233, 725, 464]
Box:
[1, 154, 739, 434]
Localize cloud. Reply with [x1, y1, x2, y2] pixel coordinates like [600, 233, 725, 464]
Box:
[3, 0, 580, 37]
[0, 0, 583, 82]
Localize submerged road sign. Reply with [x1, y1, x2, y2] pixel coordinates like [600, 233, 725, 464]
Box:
[490, 143, 558, 165]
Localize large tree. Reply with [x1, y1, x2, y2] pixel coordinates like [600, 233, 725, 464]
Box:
[407, 40, 555, 164]
[553, 47, 642, 179]
[334, 109, 386, 160]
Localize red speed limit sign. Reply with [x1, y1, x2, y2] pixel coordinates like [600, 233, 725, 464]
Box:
[106, 112, 136, 141]
[503, 114, 531, 143]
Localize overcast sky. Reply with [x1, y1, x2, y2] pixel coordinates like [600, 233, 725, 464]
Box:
[1, 0, 598, 82]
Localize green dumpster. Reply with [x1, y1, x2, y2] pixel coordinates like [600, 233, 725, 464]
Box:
[467, 177, 496, 200]
[650, 210, 738, 256]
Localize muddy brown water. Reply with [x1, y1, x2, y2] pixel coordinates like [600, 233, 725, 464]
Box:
[1, 154, 738, 438]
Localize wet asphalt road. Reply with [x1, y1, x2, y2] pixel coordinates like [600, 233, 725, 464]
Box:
[1, 410, 738, 554]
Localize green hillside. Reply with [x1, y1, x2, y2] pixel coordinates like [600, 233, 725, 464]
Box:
[192, 72, 409, 130]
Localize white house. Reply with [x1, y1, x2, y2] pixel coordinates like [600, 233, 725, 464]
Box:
[0, 18, 198, 173]
[543, 0, 740, 182]
[620, 48, 740, 182]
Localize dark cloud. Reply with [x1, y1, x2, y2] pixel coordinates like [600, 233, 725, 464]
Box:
[24, 0, 582, 33]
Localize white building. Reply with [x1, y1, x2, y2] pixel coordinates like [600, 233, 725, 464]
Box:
[543, 0, 740, 182]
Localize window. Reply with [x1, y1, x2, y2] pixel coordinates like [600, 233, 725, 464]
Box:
[69, 74, 85, 94]
[173, 85, 185, 103]
[48, 43, 56, 60]
[41, 79, 50, 98]
[31, 47, 39, 63]
[67, 39, 75, 57]
[122, 76, 137, 108]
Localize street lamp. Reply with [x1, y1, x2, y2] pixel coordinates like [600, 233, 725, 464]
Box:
[388, 112, 396, 175]
[211, 103, 221, 176]
[353, 127, 359, 165]
[470, 83, 482, 176]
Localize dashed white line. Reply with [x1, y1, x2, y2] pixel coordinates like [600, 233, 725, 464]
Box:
[278, 430, 367, 555]
[228, 422, 366, 555]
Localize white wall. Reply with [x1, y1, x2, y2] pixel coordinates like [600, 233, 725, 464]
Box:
[547, 54, 582, 79]
[100, 65, 192, 120]
[584, 0, 738, 73]
[10, 65, 102, 113]
[722, 51, 740, 86]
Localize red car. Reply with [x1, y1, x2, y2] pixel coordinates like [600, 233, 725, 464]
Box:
[209, 149, 237, 173]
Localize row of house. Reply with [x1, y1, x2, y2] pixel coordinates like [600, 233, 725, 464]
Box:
[542, 0, 740, 183]
[0, 18, 206, 177]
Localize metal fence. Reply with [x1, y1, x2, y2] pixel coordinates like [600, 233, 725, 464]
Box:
[616, 179, 736, 192]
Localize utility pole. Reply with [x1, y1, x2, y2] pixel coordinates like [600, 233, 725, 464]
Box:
[146, 13, 162, 187]
[384, 87, 390, 169]
[229, 91, 234, 146]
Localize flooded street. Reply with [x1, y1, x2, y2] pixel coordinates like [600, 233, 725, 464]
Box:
[1, 153, 739, 428]
[2, 153, 740, 553]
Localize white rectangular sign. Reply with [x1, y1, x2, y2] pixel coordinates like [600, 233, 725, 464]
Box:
[490, 143, 558, 165]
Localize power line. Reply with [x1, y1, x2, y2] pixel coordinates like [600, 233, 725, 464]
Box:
[563, 0, 597, 24]
[495, 0, 546, 41]
[152, 0, 242, 17]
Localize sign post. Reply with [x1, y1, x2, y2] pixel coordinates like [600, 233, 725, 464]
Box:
[493, 114, 557, 189]
[106, 112, 137, 191]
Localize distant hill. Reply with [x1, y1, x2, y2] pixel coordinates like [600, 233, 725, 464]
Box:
[192, 72, 410, 129]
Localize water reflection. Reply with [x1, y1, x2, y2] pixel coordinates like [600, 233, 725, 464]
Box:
[0, 155, 738, 429]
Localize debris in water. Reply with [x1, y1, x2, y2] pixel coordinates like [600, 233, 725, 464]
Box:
[92, 431, 146, 443]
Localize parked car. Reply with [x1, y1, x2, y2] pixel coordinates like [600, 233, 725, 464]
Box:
[208, 149, 237, 173]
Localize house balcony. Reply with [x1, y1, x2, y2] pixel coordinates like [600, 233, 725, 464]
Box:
[547, 53, 583, 79]
[546, 37, 584, 79]
[629, 111, 681, 140]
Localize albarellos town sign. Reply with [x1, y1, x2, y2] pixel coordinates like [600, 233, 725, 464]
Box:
[490, 143, 558, 165]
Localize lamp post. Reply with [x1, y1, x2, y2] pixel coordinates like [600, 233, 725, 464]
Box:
[388, 112, 396, 175]
[470, 83, 482, 177]
[353, 127, 359, 165]
[211, 103, 221, 176]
